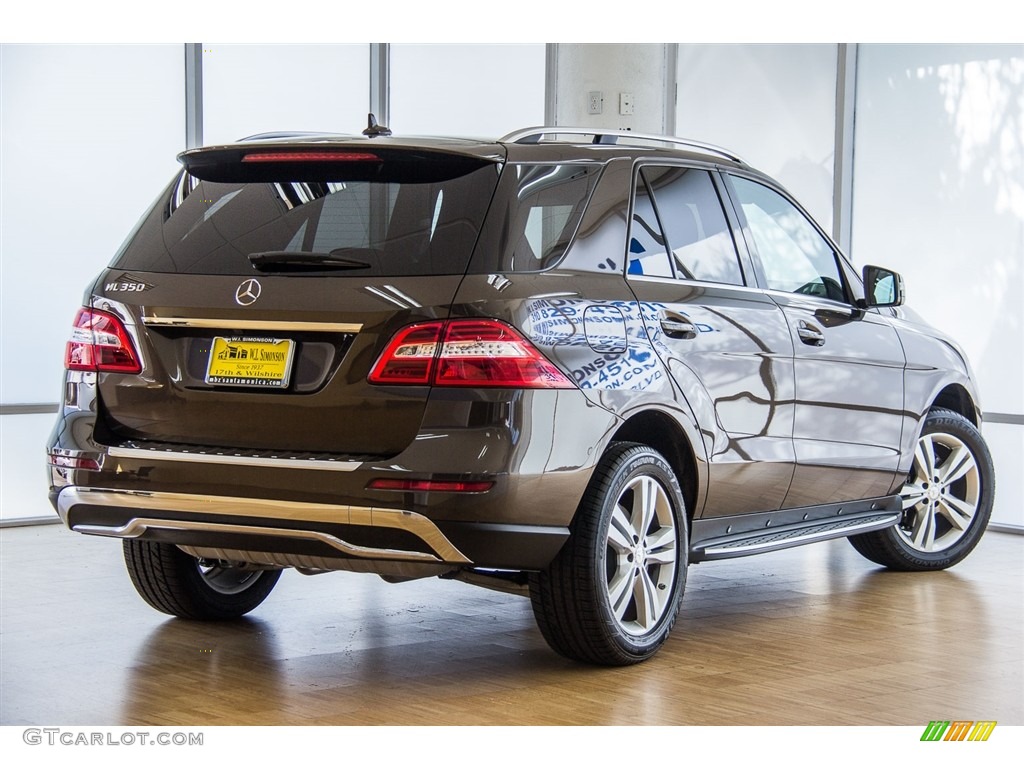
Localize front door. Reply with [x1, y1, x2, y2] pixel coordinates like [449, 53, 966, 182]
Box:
[725, 174, 906, 507]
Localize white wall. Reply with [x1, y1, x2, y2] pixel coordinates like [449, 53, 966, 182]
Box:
[553, 43, 671, 135]
[1, 45, 185, 521]
[202, 44, 369, 144]
[390, 44, 545, 137]
[0, 45, 185, 405]
[1, 414, 54, 522]
[852, 44, 1024, 527]
[676, 44, 839, 229]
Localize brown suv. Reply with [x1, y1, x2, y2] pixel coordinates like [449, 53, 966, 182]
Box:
[48, 126, 995, 665]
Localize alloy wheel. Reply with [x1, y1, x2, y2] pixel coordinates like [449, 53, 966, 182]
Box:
[198, 561, 264, 596]
[897, 431, 980, 553]
[605, 475, 678, 636]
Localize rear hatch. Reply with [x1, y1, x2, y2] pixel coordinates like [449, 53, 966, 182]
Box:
[93, 139, 503, 458]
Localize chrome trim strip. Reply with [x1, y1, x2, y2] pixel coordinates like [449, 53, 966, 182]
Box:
[626, 273, 768, 296]
[107, 446, 362, 472]
[698, 512, 900, 559]
[74, 517, 445, 563]
[142, 316, 363, 334]
[58, 487, 471, 564]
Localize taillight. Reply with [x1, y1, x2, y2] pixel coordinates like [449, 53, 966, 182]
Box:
[48, 453, 101, 471]
[65, 308, 141, 374]
[367, 321, 445, 385]
[434, 320, 575, 388]
[368, 319, 574, 389]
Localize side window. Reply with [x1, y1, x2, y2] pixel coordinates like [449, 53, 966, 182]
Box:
[730, 176, 847, 302]
[627, 172, 673, 278]
[505, 164, 601, 271]
[642, 166, 744, 285]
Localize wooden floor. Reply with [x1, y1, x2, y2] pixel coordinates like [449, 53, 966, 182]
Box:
[2, 523, 1021, 726]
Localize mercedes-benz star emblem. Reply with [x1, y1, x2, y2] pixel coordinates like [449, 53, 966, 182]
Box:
[235, 278, 262, 306]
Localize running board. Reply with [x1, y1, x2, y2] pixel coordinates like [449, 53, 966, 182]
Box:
[691, 496, 902, 562]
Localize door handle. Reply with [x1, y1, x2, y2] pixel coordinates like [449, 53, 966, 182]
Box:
[659, 316, 698, 340]
[797, 321, 825, 347]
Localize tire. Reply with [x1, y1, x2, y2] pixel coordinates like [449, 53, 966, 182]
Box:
[848, 408, 995, 571]
[123, 540, 281, 620]
[530, 442, 688, 665]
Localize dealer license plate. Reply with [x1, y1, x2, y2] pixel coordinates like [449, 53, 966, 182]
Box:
[205, 337, 295, 388]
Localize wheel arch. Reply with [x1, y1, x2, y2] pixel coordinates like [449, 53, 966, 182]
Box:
[608, 409, 704, 523]
[931, 383, 979, 426]
[899, 377, 983, 478]
[849, 406, 994, 571]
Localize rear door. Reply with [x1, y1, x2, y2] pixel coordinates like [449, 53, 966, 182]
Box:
[624, 164, 796, 517]
[94, 144, 501, 458]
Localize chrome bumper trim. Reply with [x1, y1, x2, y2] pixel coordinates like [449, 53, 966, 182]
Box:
[107, 446, 362, 472]
[57, 487, 471, 564]
[142, 316, 363, 334]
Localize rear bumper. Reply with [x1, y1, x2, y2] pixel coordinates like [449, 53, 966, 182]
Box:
[48, 384, 615, 570]
[53, 486, 569, 570]
[56, 487, 472, 563]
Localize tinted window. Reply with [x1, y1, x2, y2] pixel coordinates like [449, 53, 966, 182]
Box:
[113, 161, 499, 277]
[731, 176, 846, 302]
[642, 166, 743, 285]
[497, 164, 602, 272]
[626, 171, 673, 278]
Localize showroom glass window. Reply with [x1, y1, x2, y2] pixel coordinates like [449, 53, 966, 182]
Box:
[730, 176, 847, 302]
[640, 166, 744, 285]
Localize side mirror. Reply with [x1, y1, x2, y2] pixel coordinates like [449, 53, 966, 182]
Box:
[862, 265, 905, 307]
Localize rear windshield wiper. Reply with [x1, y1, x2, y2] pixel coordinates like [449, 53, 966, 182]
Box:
[248, 250, 372, 272]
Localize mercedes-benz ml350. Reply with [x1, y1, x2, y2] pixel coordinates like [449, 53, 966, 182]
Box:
[48, 125, 995, 665]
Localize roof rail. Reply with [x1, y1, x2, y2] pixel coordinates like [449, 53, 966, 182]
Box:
[499, 126, 747, 165]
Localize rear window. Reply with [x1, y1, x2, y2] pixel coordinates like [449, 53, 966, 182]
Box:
[111, 153, 500, 277]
